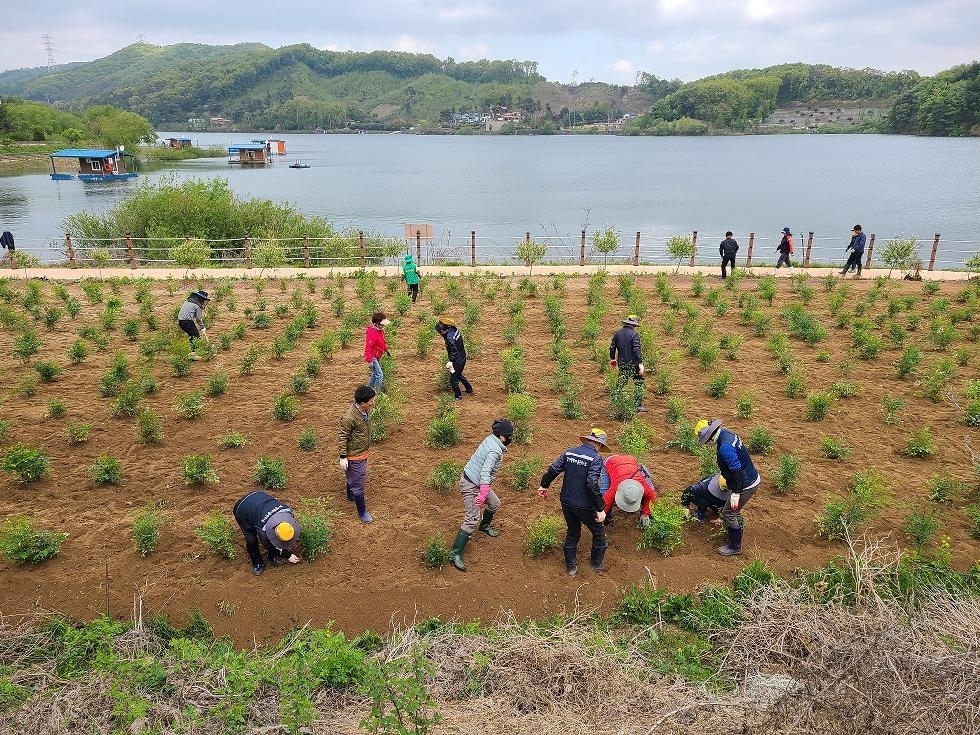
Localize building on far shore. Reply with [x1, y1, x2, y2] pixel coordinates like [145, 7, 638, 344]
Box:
[168, 137, 193, 149]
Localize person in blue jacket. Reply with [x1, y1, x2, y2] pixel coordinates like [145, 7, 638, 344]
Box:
[537, 428, 610, 576]
[696, 419, 761, 556]
[840, 224, 867, 277]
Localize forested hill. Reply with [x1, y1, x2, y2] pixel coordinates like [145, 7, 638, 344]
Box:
[1, 42, 977, 136]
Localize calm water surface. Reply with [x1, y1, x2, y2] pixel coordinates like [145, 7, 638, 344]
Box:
[2, 133, 979, 265]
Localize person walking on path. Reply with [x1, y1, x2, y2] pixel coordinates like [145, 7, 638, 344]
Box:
[0, 231, 14, 267]
[537, 428, 610, 576]
[177, 290, 210, 356]
[451, 418, 514, 571]
[775, 227, 794, 270]
[364, 311, 390, 391]
[435, 317, 473, 401]
[695, 419, 761, 556]
[841, 224, 867, 277]
[338, 385, 377, 523]
[402, 253, 422, 303]
[719, 231, 739, 279]
[609, 315, 646, 412]
[232, 490, 302, 575]
[600, 453, 657, 529]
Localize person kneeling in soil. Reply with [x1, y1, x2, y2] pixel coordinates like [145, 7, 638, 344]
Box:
[232, 490, 301, 575]
[177, 289, 210, 357]
[680, 474, 728, 523]
[695, 419, 761, 556]
[451, 418, 514, 571]
[600, 453, 657, 529]
[537, 428, 610, 576]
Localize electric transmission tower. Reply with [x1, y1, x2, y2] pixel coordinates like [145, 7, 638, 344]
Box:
[42, 34, 55, 69]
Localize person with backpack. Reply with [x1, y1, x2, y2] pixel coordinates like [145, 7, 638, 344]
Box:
[600, 453, 657, 529]
[402, 253, 422, 303]
[450, 418, 514, 571]
[775, 227, 794, 269]
[719, 231, 738, 279]
[695, 419, 760, 556]
[841, 224, 867, 277]
[232, 490, 302, 576]
[435, 317, 473, 401]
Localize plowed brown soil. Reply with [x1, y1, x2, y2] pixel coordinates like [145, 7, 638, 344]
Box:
[0, 272, 977, 644]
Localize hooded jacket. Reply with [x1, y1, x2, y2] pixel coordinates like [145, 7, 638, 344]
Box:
[402, 254, 421, 285]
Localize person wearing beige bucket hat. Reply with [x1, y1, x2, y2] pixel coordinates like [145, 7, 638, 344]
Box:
[537, 428, 610, 576]
[695, 419, 760, 555]
[609, 314, 647, 413]
[599, 453, 658, 529]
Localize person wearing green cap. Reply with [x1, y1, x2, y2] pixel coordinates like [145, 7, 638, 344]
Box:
[232, 490, 302, 575]
[402, 252, 422, 302]
[609, 315, 646, 412]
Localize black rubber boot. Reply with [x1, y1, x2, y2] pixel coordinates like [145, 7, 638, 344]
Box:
[718, 526, 743, 556]
[590, 543, 608, 572]
[478, 509, 499, 537]
[563, 544, 577, 576]
[451, 530, 471, 571]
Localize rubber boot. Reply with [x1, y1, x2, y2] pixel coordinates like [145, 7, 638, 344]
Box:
[478, 509, 499, 537]
[590, 543, 608, 572]
[718, 526, 743, 556]
[451, 530, 471, 571]
[563, 544, 577, 576]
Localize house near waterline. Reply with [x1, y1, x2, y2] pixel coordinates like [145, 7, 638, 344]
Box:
[251, 138, 287, 155]
[167, 137, 193, 149]
[48, 149, 138, 181]
[227, 143, 270, 166]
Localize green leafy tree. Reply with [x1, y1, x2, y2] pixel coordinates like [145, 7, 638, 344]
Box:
[667, 235, 695, 273]
[171, 238, 212, 276]
[85, 105, 157, 149]
[881, 237, 918, 277]
[515, 237, 547, 274]
[592, 226, 619, 267]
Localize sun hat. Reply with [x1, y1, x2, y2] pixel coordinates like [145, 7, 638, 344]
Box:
[622, 315, 640, 327]
[263, 511, 299, 550]
[192, 289, 210, 301]
[708, 474, 727, 496]
[781, 227, 792, 234]
[580, 427, 610, 448]
[615, 478, 644, 513]
[695, 419, 723, 445]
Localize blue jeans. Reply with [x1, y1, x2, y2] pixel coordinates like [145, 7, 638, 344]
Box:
[367, 358, 383, 390]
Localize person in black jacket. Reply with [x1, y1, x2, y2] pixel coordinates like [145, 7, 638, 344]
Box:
[609, 315, 646, 412]
[719, 231, 738, 279]
[775, 227, 794, 270]
[435, 318, 473, 400]
[0, 231, 14, 267]
[232, 490, 302, 575]
[537, 428, 610, 576]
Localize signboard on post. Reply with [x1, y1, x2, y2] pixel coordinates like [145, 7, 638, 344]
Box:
[403, 223, 433, 262]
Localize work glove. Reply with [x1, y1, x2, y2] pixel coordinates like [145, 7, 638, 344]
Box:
[288, 554, 301, 564]
[537, 486, 548, 499]
[595, 510, 606, 524]
[639, 515, 651, 529]
[446, 361, 455, 374]
[729, 493, 741, 512]
[476, 484, 490, 507]
[200, 327, 210, 343]
[609, 358, 618, 368]
[638, 362, 645, 376]
[339, 458, 349, 471]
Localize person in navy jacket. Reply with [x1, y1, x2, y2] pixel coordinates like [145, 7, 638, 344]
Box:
[232, 490, 301, 575]
[696, 419, 760, 556]
[841, 224, 867, 277]
[537, 428, 610, 576]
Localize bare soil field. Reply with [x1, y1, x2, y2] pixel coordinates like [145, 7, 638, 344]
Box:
[0, 271, 977, 644]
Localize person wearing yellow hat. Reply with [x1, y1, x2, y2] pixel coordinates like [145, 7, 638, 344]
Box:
[537, 428, 610, 576]
[609, 315, 646, 412]
[232, 490, 302, 575]
[695, 419, 760, 555]
[680, 474, 729, 523]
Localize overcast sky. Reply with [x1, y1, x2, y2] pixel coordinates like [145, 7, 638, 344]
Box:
[3, 1, 978, 84]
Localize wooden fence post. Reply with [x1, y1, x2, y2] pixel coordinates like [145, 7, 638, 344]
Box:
[633, 232, 641, 266]
[745, 233, 754, 267]
[126, 233, 136, 269]
[303, 235, 310, 269]
[928, 233, 941, 271]
[864, 234, 876, 269]
[470, 231, 476, 267]
[415, 230, 422, 262]
[689, 230, 698, 267]
[66, 233, 76, 269]
[580, 229, 586, 266]
[804, 231, 814, 267]
[244, 234, 252, 269]
[359, 231, 366, 269]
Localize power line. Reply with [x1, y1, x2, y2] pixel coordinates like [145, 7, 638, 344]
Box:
[42, 34, 55, 69]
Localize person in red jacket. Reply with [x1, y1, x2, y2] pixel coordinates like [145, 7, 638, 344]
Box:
[600, 453, 657, 528]
[364, 311, 390, 391]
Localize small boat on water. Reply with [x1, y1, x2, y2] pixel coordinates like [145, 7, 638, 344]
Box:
[288, 161, 311, 169]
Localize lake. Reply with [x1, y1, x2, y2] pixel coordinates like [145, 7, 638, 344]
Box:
[2, 132, 979, 267]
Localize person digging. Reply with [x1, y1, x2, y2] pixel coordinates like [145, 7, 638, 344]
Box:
[695, 419, 760, 556]
[451, 418, 514, 571]
[177, 289, 210, 358]
[600, 452, 658, 529]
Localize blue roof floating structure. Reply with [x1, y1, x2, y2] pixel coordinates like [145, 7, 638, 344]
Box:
[228, 143, 272, 166]
[49, 148, 138, 181]
[229, 143, 267, 152]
